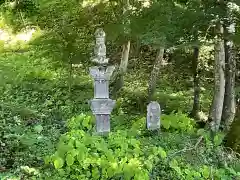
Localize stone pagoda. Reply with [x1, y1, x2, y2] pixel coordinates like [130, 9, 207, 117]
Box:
[89, 28, 115, 134]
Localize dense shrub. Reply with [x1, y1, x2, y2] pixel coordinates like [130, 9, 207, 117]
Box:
[45, 115, 167, 180]
[161, 111, 195, 132]
[43, 114, 240, 180]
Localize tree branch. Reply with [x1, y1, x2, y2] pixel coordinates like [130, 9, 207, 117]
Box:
[168, 136, 204, 158]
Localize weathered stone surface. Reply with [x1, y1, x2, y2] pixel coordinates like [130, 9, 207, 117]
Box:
[93, 28, 108, 64]
[90, 99, 115, 114]
[89, 66, 115, 80]
[89, 28, 115, 134]
[95, 114, 110, 134]
[89, 66, 115, 98]
[147, 101, 161, 130]
[94, 79, 109, 98]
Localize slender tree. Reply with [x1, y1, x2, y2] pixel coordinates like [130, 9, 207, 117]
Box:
[190, 45, 201, 120]
[111, 0, 131, 97]
[222, 3, 237, 131]
[208, 21, 225, 132]
[148, 47, 165, 101]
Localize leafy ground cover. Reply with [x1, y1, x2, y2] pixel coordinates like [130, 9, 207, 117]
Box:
[0, 29, 240, 180]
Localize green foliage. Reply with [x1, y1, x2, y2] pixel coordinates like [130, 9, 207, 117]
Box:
[0, 114, 58, 168]
[225, 109, 240, 153]
[161, 112, 195, 132]
[47, 116, 167, 179]
[67, 114, 95, 132]
[43, 114, 240, 180]
[0, 37, 92, 170]
[166, 161, 240, 180]
[149, 134, 240, 179]
[0, 0, 240, 179]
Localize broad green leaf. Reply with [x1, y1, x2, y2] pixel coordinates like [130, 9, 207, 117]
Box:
[83, 135, 93, 145]
[171, 119, 179, 129]
[34, 125, 43, 133]
[214, 135, 223, 146]
[173, 166, 182, 175]
[69, 149, 79, 157]
[86, 170, 91, 177]
[75, 140, 82, 148]
[82, 117, 89, 128]
[158, 147, 167, 159]
[106, 150, 115, 162]
[92, 167, 100, 180]
[148, 155, 154, 160]
[169, 159, 178, 168]
[76, 141, 87, 152]
[201, 165, 210, 178]
[44, 156, 51, 165]
[161, 119, 170, 129]
[57, 143, 70, 157]
[77, 151, 85, 162]
[129, 138, 139, 147]
[54, 157, 64, 169]
[193, 171, 201, 178]
[145, 160, 153, 170]
[184, 169, 190, 175]
[107, 167, 115, 178]
[66, 153, 74, 166]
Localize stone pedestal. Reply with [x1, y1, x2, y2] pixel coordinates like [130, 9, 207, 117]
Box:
[90, 71, 115, 133]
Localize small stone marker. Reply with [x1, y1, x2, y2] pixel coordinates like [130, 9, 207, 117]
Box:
[147, 101, 161, 130]
[89, 28, 115, 134]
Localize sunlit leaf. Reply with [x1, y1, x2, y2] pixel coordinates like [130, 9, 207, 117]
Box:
[66, 153, 74, 166]
[201, 165, 210, 178]
[54, 157, 64, 169]
[158, 147, 167, 159]
[161, 119, 170, 129]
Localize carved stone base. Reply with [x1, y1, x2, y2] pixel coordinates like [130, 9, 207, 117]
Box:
[90, 99, 115, 114]
[147, 121, 160, 130]
[95, 114, 110, 134]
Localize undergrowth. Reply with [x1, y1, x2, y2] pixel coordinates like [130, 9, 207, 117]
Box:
[0, 29, 240, 180]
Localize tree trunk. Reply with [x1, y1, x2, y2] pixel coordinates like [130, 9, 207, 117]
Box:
[225, 99, 240, 153]
[208, 23, 225, 132]
[119, 41, 131, 81]
[190, 46, 200, 120]
[222, 39, 236, 131]
[110, 0, 130, 97]
[68, 61, 73, 93]
[148, 47, 165, 102]
[111, 41, 131, 97]
[221, 20, 236, 131]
